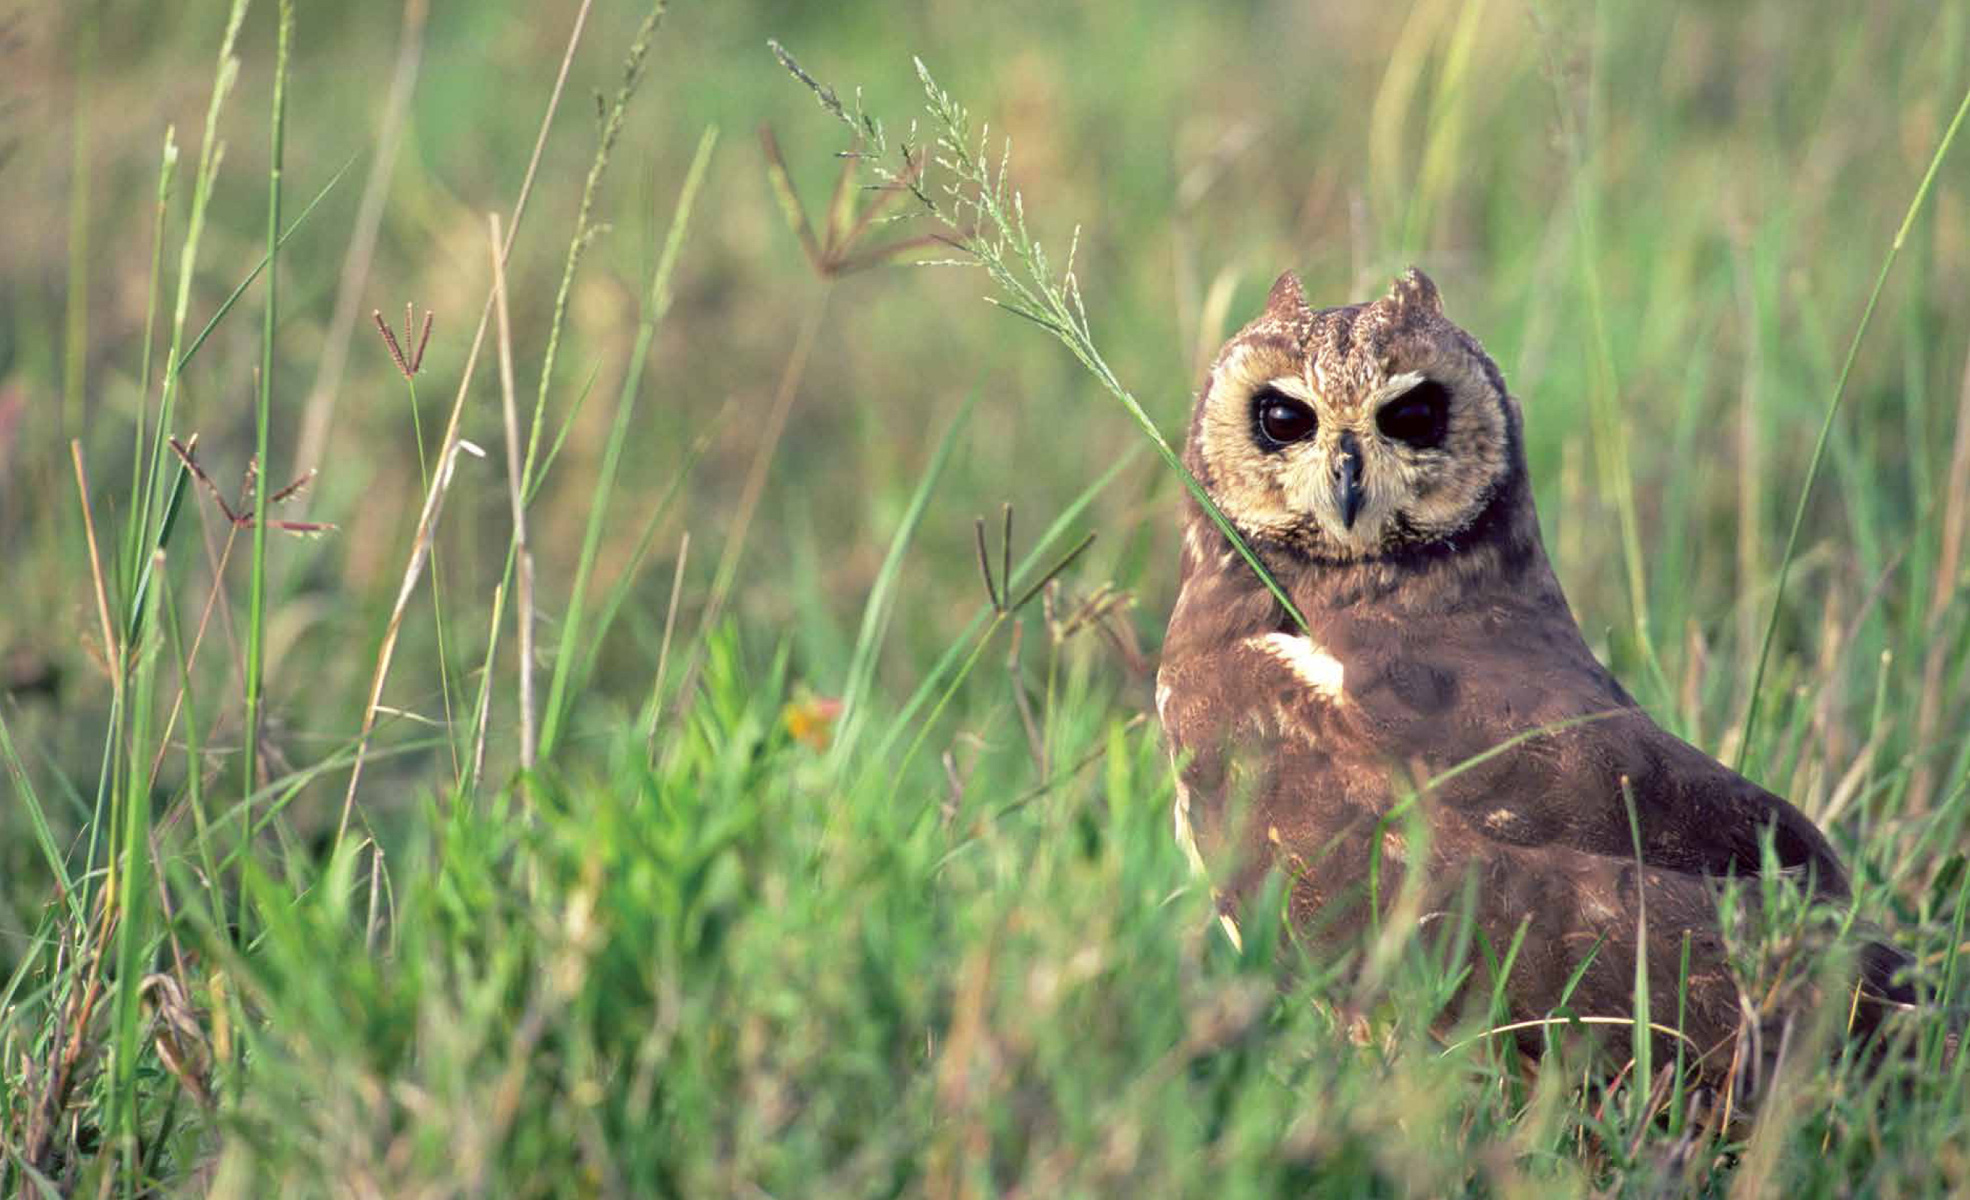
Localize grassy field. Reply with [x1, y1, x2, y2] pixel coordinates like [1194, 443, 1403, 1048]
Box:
[3, 0, 1970, 1193]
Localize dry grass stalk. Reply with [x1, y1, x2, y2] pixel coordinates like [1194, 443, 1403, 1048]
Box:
[338, 436, 485, 839]
[489, 211, 536, 771]
[333, 0, 594, 835]
[70, 440, 121, 674]
[470, 581, 507, 790]
[22, 907, 115, 1175]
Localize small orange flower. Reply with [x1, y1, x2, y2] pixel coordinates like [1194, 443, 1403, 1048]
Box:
[783, 692, 844, 751]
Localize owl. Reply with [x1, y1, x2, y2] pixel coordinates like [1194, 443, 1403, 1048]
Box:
[1156, 267, 1923, 1094]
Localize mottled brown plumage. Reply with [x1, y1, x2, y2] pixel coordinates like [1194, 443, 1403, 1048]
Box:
[1157, 267, 1920, 1096]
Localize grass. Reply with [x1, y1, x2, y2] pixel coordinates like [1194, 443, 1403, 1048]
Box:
[3, 0, 1970, 1193]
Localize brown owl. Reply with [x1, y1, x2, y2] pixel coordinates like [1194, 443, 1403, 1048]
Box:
[1156, 266, 1924, 1095]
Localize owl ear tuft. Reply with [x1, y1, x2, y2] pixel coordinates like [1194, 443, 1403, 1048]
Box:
[1388, 267, 1443, 317]
[1263, 270, 1309, 322]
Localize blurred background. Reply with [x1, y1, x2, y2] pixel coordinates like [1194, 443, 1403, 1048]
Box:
[3, 0, 1968, 897]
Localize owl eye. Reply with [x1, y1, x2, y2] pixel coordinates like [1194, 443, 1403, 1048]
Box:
[1377, 380, 1452, 449]
[1253, 390, 1318, 448]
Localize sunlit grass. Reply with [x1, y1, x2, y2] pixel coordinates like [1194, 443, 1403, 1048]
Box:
[1, 1, 1968, 1194]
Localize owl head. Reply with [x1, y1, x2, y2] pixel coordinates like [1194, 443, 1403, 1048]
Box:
[1186, 268, 1521, 563]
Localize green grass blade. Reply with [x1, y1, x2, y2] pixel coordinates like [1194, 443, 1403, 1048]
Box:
[131, 0, 255, 592]
[123, 458, 191, 648]
[0, 708, 79, 924]
[106, 552, 166, 1179]
[1738, 81, 1970, 765]
[875, 444, 1142, 763]
[537, 125, 715, 759]
[121, 129, 178, 597]
[574, 432, 708, 693]
[171, 152, 355, 379]
[524, 361, 602, 508]
[158, 543, 225, 924]
[828, 394, 973, 770]
[242, 0, 293, 801]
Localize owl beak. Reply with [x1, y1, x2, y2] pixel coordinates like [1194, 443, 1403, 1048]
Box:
[1335, 432, 1366, 530]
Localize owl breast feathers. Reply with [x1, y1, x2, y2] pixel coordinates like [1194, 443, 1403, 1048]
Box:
[1156, 267, 1936, 1097]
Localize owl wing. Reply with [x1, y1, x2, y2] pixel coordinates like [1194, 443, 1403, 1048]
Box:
[1160, 612, 1920, 1086]
[1162, 608, 1850, 894]
[1334, 606, 1853, 897]
[1342, 604, 1927, 1011]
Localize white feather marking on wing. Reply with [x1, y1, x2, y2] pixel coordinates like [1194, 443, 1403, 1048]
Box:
[1248, 632, 1346, 702]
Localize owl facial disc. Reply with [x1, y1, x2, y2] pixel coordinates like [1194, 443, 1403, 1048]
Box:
[1188, 269, 1515, 562]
